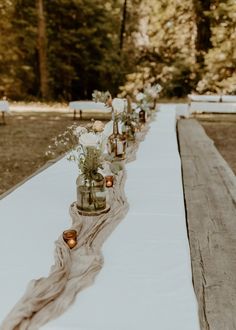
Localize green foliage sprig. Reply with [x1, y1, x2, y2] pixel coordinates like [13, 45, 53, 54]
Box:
[79, 146, 103, 180]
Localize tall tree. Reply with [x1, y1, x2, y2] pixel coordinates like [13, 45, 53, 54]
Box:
[45, 0, 122, 99]
[5, 0, 38, 99]
[193, 0, 212, 65]
[120, 0, 197, 97]
[1, 0, 235, 99]
[197, 0, 236, 94]
[0, 0, 16, 97]
[120, 0, 127, 50]
[36, 0, 49, 99]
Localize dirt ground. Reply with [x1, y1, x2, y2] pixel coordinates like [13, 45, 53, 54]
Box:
[0, 112, 89, 196]
[197, 114, 236, 175]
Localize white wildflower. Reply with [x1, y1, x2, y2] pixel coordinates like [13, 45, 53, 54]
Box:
[112, 98, 125, 113]
[74, 126, 87, 137]
[79, 132, 100, 148]
[136, 92, 145, 102]
[92, 120, 105, 132]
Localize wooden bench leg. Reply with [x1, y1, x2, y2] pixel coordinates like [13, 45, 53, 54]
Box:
[187, 101, 191, 117]
[2, 111, 6, 125]
[73, 109, 76, 121]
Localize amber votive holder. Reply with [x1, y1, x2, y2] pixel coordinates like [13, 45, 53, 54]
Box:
[105, 175, 114, 188]
[63, 229, 77, 249]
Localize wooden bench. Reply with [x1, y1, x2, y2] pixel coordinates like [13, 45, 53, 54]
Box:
[0, 100, 9, 125]
[178, 119, 236, 329]
[188, 94, 236, 114]
[69, 101, 111, 120]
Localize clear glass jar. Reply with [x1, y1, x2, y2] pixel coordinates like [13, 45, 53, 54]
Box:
[76, 172, 106, 212]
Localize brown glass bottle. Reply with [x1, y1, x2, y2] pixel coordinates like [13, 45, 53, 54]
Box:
[123, 96, 135, 141]
[139, 108, 147, 123]
[108, 116, 126, 160]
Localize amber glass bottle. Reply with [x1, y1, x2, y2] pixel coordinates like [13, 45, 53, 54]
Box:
[139, 108, 147, 123]
[108, 116, 126, 160]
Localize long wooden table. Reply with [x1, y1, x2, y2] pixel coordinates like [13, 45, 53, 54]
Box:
[0, 106, 199, 329]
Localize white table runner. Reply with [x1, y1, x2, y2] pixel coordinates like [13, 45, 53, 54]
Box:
[0, 105, 199, 329]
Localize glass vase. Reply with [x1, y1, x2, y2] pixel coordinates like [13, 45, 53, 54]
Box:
[76, 172, 107, 214]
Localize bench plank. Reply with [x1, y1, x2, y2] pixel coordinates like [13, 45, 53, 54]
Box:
[190, 102, 236, 113]
[178, 119, 236, 330]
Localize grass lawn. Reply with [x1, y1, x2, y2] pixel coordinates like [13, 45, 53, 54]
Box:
[0, 112, 91, 196]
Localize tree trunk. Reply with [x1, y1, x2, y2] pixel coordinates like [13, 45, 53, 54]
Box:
[120, 0, 127, 50]
[36, 0, 49, 99]
[193, 0, 212, 65]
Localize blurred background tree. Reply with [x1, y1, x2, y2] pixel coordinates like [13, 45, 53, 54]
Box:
[120, 0, 236, 98]
[119, 0, 197, 98]
[196, 0, 236, 94]
[0, 0, 235, 101]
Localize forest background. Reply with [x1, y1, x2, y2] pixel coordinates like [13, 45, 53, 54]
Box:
[0, 0, 235, 101]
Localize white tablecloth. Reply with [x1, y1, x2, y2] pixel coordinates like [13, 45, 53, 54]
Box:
[0, 105, 199, 329]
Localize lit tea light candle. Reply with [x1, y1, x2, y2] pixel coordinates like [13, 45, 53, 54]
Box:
[66, 238, 77, 249]
[105, 175, 114, 188]
[63, 229, 77, 249]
